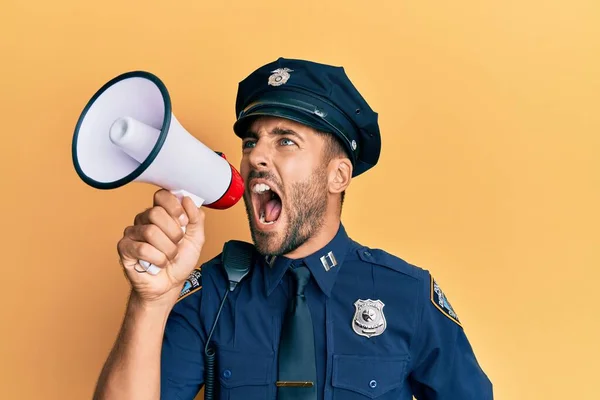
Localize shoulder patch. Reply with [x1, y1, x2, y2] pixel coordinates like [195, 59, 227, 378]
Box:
[177, 268, 203, 302]
[430, 277, 462, 327]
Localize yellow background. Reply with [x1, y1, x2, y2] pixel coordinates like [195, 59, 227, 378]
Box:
[1, 0, 598, 399]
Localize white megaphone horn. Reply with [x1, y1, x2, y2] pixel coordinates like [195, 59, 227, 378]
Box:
[72, 71, 245, 275]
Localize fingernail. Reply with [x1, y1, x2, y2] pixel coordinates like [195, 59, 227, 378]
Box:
[179, 214, 188, 226]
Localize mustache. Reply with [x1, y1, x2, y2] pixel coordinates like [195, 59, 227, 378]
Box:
[245, 170, 284, 195]
[247, 170, 275, 181]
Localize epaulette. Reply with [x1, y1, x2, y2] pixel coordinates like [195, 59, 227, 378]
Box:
[356, 246, 425, 281]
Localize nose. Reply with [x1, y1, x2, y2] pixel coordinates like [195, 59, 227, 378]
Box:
[247, 139, 271, 170]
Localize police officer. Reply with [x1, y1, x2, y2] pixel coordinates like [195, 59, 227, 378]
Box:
[93, 58, 493, 400]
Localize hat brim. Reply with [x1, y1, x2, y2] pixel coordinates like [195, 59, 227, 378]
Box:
[233, 104, 335, 139]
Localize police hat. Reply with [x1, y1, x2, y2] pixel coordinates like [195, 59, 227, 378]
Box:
[233, 57, 381, 177]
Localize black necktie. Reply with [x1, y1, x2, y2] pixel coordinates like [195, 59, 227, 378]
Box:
[276, 265, 317, 399]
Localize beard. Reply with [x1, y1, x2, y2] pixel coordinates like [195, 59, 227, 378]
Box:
[243, 165, 329, 257]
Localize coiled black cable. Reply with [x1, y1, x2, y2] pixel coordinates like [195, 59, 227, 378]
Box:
[203, 346, 216, 398]
[203, 289, 229, 400]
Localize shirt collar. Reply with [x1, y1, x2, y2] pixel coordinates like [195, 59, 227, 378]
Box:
[262, 223, 352, 297]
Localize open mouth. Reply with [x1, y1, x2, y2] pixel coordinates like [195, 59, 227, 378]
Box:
[251, 182, 283, 226]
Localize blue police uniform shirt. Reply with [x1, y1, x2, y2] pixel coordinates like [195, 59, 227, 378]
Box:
[160, 224, 493, 399]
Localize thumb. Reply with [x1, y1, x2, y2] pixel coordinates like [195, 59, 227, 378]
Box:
[181, 196, 206, 246]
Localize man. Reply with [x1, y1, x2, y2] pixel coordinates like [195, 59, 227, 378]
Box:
[93, 58, 493, 400]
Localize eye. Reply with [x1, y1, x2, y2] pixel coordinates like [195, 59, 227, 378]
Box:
[280, 138, 296, 146]
[242, 140, 256, 149]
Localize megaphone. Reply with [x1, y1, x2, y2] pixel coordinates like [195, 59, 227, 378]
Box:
[72, 70, 245, 275]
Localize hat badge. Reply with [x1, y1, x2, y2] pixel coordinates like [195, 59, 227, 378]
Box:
[268, 68, 293, 86]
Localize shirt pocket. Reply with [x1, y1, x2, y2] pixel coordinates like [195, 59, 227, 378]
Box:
[217, 347, 274, 399]
[332, 354, 410, 399]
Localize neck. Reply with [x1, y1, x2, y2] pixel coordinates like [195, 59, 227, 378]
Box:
[283, 216, 341, 259]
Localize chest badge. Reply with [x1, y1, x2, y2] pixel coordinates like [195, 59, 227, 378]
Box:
[352, 299, 387, 338]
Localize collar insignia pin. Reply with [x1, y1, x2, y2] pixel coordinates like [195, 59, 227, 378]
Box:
[352, 299, 387, 338]
[320, 251, 337, 271]
[265, 255, 277, 267]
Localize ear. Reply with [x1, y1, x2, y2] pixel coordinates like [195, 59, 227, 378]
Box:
[328, 157, 352, 195]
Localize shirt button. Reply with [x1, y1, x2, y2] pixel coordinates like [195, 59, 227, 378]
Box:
[364, 251, 371, 257]
[369, 380, 377, 388]
[223, 369, 232, 379]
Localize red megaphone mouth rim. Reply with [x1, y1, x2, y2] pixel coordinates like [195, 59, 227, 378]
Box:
[204, 156, 245, 210]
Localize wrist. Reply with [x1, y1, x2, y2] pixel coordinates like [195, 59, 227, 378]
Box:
[128, 290, 178, 318]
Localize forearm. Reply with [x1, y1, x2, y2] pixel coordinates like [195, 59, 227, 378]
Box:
[93, 292, 175, 400]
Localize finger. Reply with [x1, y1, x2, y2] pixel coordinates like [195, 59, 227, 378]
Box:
[124, 224, 179, 262]
[118, 237, 169, 270]
[133, 208, 151, 226]
[134, 206, 185, 244]
[153, 189, 189, 226]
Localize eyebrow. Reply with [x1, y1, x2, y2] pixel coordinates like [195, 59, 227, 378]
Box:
[243, 127, 305, 142]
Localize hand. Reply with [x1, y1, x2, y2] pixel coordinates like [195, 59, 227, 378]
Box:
[117, 189, 206, 305]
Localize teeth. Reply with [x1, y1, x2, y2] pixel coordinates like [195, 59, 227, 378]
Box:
[253, 183, 271, 194]
[259, 211, 275, 225]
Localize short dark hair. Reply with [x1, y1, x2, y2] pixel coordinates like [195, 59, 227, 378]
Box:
[315, 130, 351, 207]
